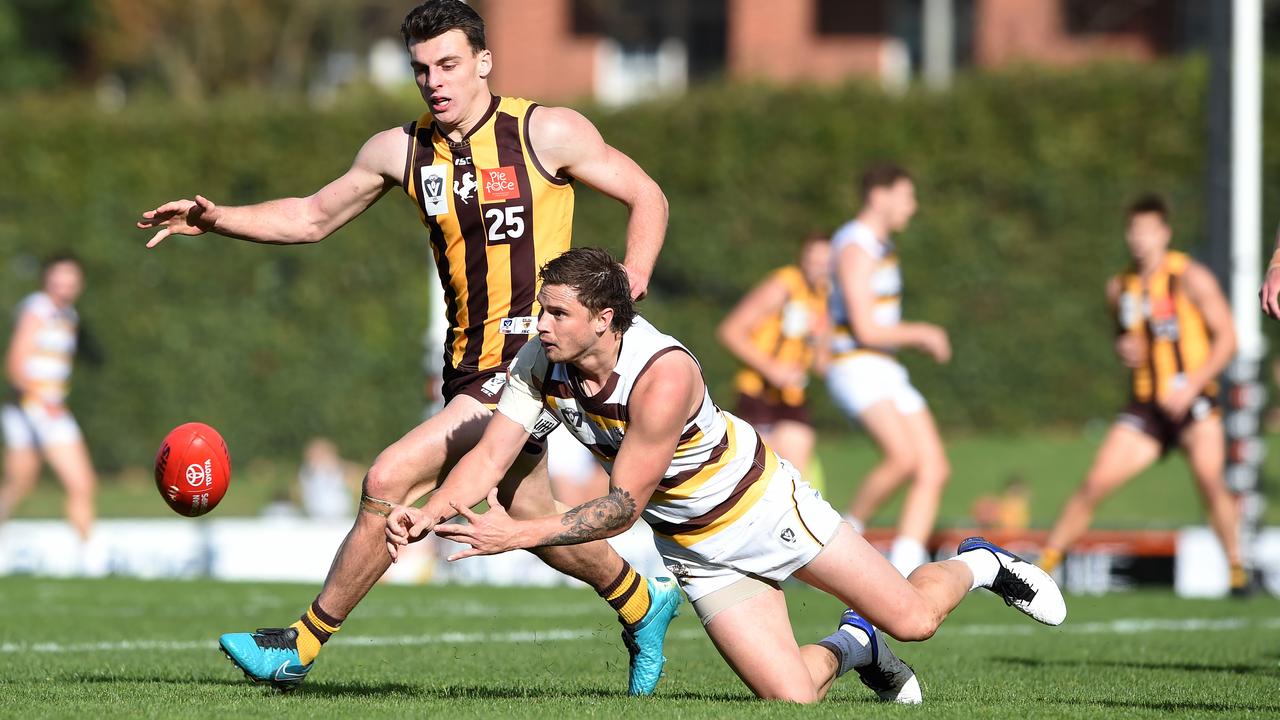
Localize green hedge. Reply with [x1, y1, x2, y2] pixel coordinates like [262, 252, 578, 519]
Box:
[2, 60, 1278, 471]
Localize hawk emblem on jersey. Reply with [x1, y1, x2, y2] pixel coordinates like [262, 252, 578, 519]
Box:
[454, 172, 477, 204]
[480, 166, 521, 202]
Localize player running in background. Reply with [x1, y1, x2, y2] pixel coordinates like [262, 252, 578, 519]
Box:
[1040, 195, 1244, 590]
[827, 165, 951, 575]
[387, 248, 1065, 704]
[0, 254, 104, 574]
[717, 235, 830, 475]
[137, 0, 676, 694]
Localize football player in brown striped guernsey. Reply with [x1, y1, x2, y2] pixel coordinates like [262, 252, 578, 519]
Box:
[137, 0, 674, 695]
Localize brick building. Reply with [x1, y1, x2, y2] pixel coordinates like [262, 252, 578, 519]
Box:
[473, 0, 1204, 103]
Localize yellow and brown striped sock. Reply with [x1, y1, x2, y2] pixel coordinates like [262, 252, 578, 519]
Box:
[600, 560, 652, 627]
[289, 600, 342, 665]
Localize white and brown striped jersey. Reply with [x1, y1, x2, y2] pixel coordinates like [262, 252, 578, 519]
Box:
[498, 316, 781, 549]
[829, 219, 901, 358]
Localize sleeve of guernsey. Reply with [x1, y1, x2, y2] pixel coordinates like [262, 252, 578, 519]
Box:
[496, 338, 549, 433]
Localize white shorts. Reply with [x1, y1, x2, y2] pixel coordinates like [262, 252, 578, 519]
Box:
[2, 403, 82, 450]
[652, 459, 844, 603]
[827, 352, 926, 418]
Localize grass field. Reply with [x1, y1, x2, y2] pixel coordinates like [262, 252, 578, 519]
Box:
[0, 577, 1276, 719]
[12, 429, 1280, 527]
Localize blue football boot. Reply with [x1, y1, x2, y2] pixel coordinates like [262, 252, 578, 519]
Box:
[621, 576, 681, 696]
[219, 627, 312, 691]
[958, 536, 1067, 626]
[839, 609, 922, 704]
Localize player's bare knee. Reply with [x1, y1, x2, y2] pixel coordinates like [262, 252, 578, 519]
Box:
[882, 450, 918, 480]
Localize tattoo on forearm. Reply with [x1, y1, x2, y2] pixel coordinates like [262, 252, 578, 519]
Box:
[545, 486, 637, 545]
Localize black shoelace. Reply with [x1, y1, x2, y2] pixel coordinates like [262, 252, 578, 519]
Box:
[251, 628, 297, 650]
[993, 566, 1037, 605]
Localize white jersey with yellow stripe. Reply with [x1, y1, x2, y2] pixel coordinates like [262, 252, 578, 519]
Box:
[498, 316, 777, 549]
[829, 219, 901, 357]
[15, 292, 78, 403]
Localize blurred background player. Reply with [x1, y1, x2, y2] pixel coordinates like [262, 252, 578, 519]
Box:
[295, 437, 362, 520]
[1039, 195, 1245, 591]
[0, 254, 104, 574]
[717, 234, 830, 475]
[827, 165, 951, 576]
[136, 0, 674, 694]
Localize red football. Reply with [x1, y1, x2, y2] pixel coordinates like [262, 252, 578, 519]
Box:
[154, 422, 231, 517]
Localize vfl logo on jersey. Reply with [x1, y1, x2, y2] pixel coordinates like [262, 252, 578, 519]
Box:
[480, 166, 520, 202]
[561, 407, 583, 428]
[479, 374, 507, 398]
[454, 171, 477, 204]
[420, 165, 449, 216]
[779, 526, 797, 546]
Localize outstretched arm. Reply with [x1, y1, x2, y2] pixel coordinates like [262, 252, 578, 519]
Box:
[137, 125, 409, 248]
[527, 106, 667, 299]
[435, 351, 699, 558]
[717, 272, 806, 389]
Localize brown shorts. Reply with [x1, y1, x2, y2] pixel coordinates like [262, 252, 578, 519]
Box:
[735, 392, 811, 429]
[442, 365, 509, 408]
[1116, 395, 1219, 455]
[442, 365, 544, 455]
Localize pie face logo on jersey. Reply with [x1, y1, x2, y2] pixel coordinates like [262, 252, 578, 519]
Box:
[479, 166, 521, 202]
[420, 165, 449, 216]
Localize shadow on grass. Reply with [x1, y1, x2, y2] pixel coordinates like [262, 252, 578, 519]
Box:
[993, 655, 1277, 677]
[59, 675, 879, 705]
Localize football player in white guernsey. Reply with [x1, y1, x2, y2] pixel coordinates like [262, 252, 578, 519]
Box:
[387, 248, 1065, 704]
[0, 255, 101, 564]
[827, 164, 951, 576]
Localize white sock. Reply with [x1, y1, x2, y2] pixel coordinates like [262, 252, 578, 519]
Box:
[888, 536, 928, 576]
[843, 514, 864, 534]
[956, 548, 1000, 591]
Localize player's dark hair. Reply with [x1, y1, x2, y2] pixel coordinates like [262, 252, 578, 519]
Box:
[401, 0, 486, 51]
[1127, 193, 1170, 223]
[42, 252, 81, 274]
[540, 248, 635, 334]
[860, 163, 912, 203]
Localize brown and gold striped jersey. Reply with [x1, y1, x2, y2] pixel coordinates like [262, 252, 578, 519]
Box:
[404, 96, 574, 374]
[733, 265, 828, 407]
[1115, 251, 1215, 403]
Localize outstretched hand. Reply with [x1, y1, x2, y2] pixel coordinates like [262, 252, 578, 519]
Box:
[137, 194, 221, 248]
[432, 488, 524, 561]
[384, 505, 435, 562]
